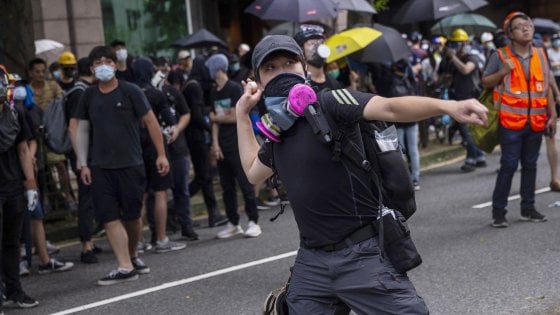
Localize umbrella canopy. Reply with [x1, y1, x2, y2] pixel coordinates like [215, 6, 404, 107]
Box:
[532, 17, 560, 34]
[35, 39, 64, 62]
[334, 0, 377, 14]
[393, 0, 488, 24]
[266, 22, 332, 37]
[172, 28, 227, 49]
[325, 27, 382, 63]
[430, 13, 496, 36]
[349, 23, 411, 64]
[245, 0, 337, 23]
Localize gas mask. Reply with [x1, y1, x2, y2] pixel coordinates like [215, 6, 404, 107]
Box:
[62, 67, 76, 79]
[305, 42, 331, 68]
[0, 68, 11, 105]
[256, 73, 317, 142]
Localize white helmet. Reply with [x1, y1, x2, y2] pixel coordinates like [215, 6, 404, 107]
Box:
[481, 32, 494, 43]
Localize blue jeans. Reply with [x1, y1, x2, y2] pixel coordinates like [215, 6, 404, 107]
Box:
[457, 122, 485, 163]
[397, 124, 420, 182]
[492, 124, 543, 216]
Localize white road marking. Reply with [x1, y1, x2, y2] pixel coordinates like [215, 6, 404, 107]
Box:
[472, 187, 551, 209]
[50, 250, 298, 315]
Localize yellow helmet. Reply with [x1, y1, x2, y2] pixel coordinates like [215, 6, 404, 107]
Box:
[58, 51, 77, 66]
[449, 28, 469, 42]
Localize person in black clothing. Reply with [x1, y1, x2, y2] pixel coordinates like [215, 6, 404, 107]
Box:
[68, 57, 102, 264]
[110, 39, 135, 83]
[228, 54, 250, 84]
[0, 65, 39, 309]
[133, 58, 188, 252]
[205, 54, 261, 238]
[235, 35, 488, 314]
[180, 57, 228, 228]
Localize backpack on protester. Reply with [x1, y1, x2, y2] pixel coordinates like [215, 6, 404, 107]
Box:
[303, 89, 422, 273]
[0, 106, 21, 153]
[42, 82, 86, 154]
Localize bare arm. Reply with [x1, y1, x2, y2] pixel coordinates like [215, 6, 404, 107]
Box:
[363, 95, 488, 126]
[235, 81, 274, 184]
[168, 113, 190, 144]
[449, 56, 476, 75]
[481, 58, 514, 89]
[17, 141, 36, 189]
[68, 117, 79, 156]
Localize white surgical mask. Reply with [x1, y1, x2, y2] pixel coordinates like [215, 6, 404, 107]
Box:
[116, 49, 128, 62]
[94, 64, 115, 82]
[52, 70, 61, 80]
[13, 86, 27, 101]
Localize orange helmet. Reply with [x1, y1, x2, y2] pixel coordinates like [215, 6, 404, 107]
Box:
[503, 11, 529, 35]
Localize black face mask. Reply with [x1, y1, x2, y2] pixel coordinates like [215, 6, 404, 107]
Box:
[62, 67, 76, 79]
[263, 72, 306, 98]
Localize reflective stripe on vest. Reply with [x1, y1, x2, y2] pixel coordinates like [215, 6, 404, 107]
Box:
[493, 46, 549, 131]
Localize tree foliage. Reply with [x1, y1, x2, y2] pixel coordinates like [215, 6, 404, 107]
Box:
[143, 0, 188, 55]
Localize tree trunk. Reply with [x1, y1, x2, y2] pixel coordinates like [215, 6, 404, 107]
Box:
[0, 0, 35, 76]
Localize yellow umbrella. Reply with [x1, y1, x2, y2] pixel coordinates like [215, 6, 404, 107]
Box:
[325, 27, 382, 63]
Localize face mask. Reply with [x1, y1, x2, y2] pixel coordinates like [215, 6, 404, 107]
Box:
[116, 49, 128, 62]
[94, 64, 115, 82]
[151, 70, 166, 88]
[257, 73, 315, 142]
[229, 62, 240, 73]
[485, 42, 496, 50]
[327, 69, 340, 79]
[553, 40, 560, 48]
[13, 86, 26, 101]
[306, 43, 330, 68]
[52, 70, 61, 80]
[63, 67, 76, 79]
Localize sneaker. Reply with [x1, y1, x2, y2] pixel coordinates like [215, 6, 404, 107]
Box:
[181, 225, 200, 241]
[155, 238, 187, 253]
[257, 199, 271, 211]
[208, 214, 228, 228]
[244, 221, 262, 238]
[97, 269, 139, 286]
[264, 196, 281, 207]
[476, 160, 487, 167]
[80, 250, 98, 264]
[550, 180, 560, 192]
[460, 163, 476, 173]
[412, 180, 420, 191]
[217, 222, 244, 239]
[46, 240, 60, 255]
[92, 245, 103, 254]
[3, 292, 38, 308]
[520, 209, 547, 222]
[492, 215, 509, 228]
[37, 258, 74, 274]
[131, 257, 151, 274]
[137, 241, 152, 254]
[19, 261, 30, 276]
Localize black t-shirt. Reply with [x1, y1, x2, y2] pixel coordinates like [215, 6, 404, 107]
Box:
[258, 89, 378, 248]
[310, 75, 343, 92]
[210, 80, 242, 153]
[184, 80, 211, 142]
[0, 106, 32, 197]
[140, 86, 170, 161]
[116, 66, 135, 83]
[162, 84, 190, 159]
[76, 81, 150, 169]
[440, 54, 481, 100]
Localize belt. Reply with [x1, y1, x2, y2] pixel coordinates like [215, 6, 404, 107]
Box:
[304, 223, 378, 252]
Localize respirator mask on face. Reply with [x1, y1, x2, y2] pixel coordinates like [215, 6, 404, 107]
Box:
[306, 43, 331, 68]
[256, 73, 317, 142]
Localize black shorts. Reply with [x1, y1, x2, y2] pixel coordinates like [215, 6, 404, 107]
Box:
[91, 165, 146, 224]
[145, 158, 173, 192]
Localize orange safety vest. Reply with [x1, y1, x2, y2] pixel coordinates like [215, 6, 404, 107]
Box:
[493, 45, 549, 132]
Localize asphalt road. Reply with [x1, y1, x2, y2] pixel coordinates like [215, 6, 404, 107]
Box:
[13, 140, 560, 315]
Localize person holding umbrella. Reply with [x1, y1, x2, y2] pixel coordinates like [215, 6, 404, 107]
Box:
[482, 12, 556, 227]
[236, 34, 487, 314]
[439, 28, 487, 172]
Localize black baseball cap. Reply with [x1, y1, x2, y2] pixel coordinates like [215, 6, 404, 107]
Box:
[252, 35, 303, 71]
[110, 39, 126, 48]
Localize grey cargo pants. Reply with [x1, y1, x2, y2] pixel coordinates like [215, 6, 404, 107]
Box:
[287, 236, 429, 315]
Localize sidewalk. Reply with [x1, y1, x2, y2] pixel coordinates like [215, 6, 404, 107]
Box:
[44, 138, 466, 243]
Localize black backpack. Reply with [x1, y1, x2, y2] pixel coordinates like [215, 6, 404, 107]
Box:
[304, 89, 417, 219]
[0, 105, 21, 153]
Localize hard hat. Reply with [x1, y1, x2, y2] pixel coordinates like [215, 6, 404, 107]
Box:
[410, 31, 423, 43]
[481, 32, 494, 43]
[58, 51, 77, 65]
[449, 28, 469, 42]
[503, 11, 529, 35]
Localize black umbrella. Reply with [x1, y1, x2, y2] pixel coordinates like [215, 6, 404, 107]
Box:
[334, 0, 377, 14]
[532, 17, 560, 34]
[266, 21, 332, 37]
[245, 0, 337, 23]
[172, 28, 227, 49]
[393, 0, 488, 24]
[349, 23, 411, 64]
